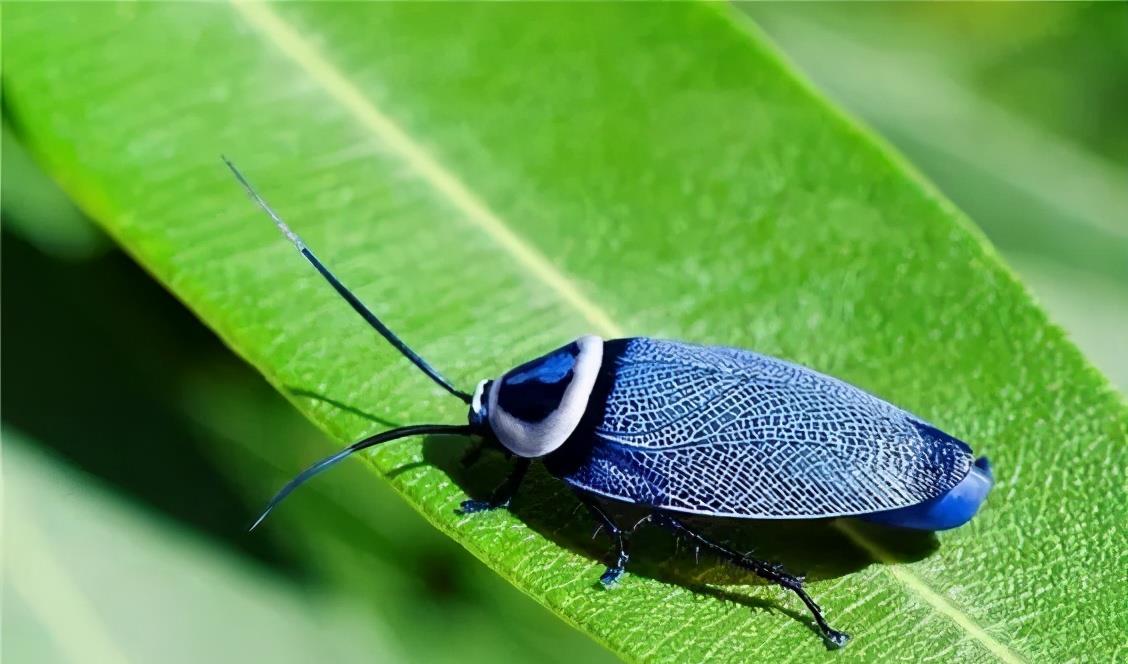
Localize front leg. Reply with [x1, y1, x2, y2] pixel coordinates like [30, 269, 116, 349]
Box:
[573, 491, 630, 587]
[459, 458, 531, 514]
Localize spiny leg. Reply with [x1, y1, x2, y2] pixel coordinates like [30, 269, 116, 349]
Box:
[459, 458, 530, 514]
[651, 511, 850, 648]
[573, 491, 630, 587]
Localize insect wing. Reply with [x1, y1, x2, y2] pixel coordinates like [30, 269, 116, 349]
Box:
[562, 338, 974, 518]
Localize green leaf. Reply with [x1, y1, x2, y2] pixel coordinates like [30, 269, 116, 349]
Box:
[743, 4, 1128, 391]
[5, 3, 1125, 661]
[745, 4, 1128, 281]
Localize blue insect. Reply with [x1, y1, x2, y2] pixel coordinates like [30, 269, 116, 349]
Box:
[226, 159, 993, 648]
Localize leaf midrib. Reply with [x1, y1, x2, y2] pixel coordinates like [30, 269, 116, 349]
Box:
[229, 1, 1026, 661]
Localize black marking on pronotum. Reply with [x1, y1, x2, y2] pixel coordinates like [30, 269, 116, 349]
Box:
[226, 159, 994, 649]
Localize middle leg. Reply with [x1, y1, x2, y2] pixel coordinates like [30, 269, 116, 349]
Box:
[572, 490, 630, 586]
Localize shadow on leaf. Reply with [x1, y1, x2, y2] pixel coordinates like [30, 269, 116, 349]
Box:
[264, 382, 940, 643]
[285, 385, 402, 429]
[418, 433, 939, 639]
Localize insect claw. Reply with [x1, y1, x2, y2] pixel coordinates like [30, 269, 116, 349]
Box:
[458, 498, 508, 514]
[458, 499, 489, 514]
[599, 566, 625, 587]
[824, 629, 850, 649]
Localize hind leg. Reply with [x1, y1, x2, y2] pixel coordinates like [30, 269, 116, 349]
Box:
[651, 511, 849, 648]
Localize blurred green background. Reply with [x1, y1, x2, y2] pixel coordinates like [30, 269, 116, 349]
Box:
[3, 3, 1125, 662]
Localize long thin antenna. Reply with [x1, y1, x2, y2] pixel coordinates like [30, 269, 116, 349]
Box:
[223, 157, 472, 403]
[250, 423, 472, 530]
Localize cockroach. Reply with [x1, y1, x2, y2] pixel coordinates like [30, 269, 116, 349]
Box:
[226, 158, 993, 648]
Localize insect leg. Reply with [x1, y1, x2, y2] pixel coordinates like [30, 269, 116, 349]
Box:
[572, 491, 630, 587]
[458, 458, 531, 514]
[651, 511, 850, 649]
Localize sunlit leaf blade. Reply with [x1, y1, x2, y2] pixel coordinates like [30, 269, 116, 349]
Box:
[746, 3, 1128, 286]
[4, 3, 1125, 661]
[743, 4, 1128, 390]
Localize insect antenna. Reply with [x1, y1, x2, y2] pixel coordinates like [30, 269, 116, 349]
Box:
[250, 423, 473, 530]
[223, 157, 472, 404]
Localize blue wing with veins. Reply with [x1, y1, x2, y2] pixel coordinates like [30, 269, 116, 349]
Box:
[561, 338, 974, 519]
